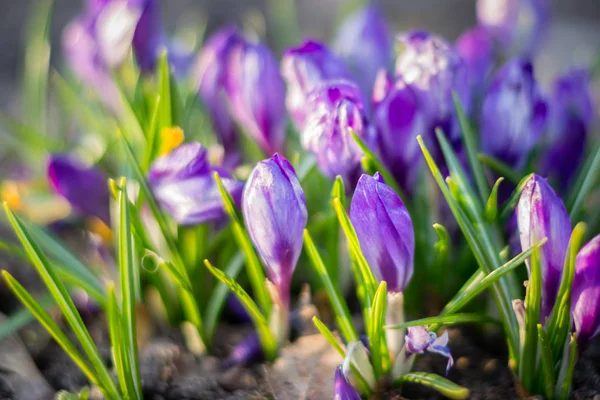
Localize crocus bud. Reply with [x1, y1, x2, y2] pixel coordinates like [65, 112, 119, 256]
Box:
[372, 76, 425, 195]
[334, 366, 361, 400]
[222, 333, 263, 369]
[302, 80, 373, 184]
[225, 41, 287, 155]
[47, 155, 110, 225]
[517, 175, 571, 320]
[195, 27, 244, 151]
[540, 68, 595, 192]
[350, 173, 414, 293]
[281, 40, 353, 129]
[571, 234, 600, 347]
[405, 326, 454, 374]
[395, 31, 471, 142]
[456, 26, 494, 94]
[477, 0, 550, 56]
[243, 154, 307, 307]
[148, 143, 244, 225]
[480, 58, 547, 169]
[333, 3, 392, 98]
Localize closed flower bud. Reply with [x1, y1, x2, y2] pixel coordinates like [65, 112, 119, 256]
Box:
[243, 154, 307, 306]
[517, 174, 571, 320]
[480, 58, 547, 169]
[334, 366, 361, 400]
[225, 41, 287, 155]
[148, 143, 243, 225]
[47, 155, 110, 225]
[456, 26, 494, 94]
[571, 234, 600, 347]
[477, 0, 549, 56]
[195, 26, 244, 151]
[333, 4, 392, 98]
[281, 40, 353, 129]
[540, 68, 595, 192]
[350, 173, 414, 293]
[395, 31, 471, 142]
[302, 80, 373, 184]
[372, 76, 425, 194]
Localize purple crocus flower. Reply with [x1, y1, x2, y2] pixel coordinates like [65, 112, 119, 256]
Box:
[350, 173, 414, 293]
[333, 3, 392, 98]
[194, 26, 244, 152]
[242, 154, 307, 307]
[148, 143, 244, 225]
[47, 155, 110, 225]
[281, 40, 353, 130]
[405, 326, 453, 374]
[302, 80, 374, 184]
[480, 58, 547, 169]
[571, 235, 600, 347]
[372, 74, 425, 195]
[477, 0, 550, 56]
[517, 174, 571, 320]
[222, 333, 263, 369]
[540, 68, 595, 192]
[225, 41, 287, 155]
[394, 31, 471, 142]
[334, 366, 361, 400]
[456, 26, 494, 94]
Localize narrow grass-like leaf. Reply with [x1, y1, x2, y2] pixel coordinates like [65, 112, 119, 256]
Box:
[368, 281, 388, 378]
[304, 229, 358, 343]
[433, 223, 450, 261]
[142, 250, 192, 292]
[312, 316, 371, 394]
[213, 172, 271, 314]
[537, 324, 556, 400]
[156, 51, 172, 130]
[557, 334, 577, 400]
[2, 204, 118, 398]
[395, 372, 470, 400]
[350, 128, 407, 201]
[330, 176, 346, 205]
[116, 181, 142, 399]
[484, 177, 504, 222]
[478, 153, 523, 185]
[1, 272, 99, 388]
[0, 294, 53, 341]
[520, 244, 541, 388]
[141, 95, 162, 172]
[203, 251, 245, 345]
[386, 313, 497, 330]
[106, 283, 129, 398]
[568, 141, 600, 221]
[452, 92, 488, 203]
[548, 222, 586, 358]
[203, 259, 277, 360]
[499, 173, 534, 220]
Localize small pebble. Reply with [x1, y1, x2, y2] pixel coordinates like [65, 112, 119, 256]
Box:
[483, 359, 498, 374]
[456, 357, 470, 369]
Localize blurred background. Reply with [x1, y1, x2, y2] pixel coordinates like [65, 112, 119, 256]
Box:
[0, 0, 598, 109]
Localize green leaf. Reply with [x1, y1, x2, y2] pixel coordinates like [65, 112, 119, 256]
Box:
[395, 372, 470, 400]
[568, 141, 600, 221]
[141, 95, 162, 172]
[350, 128, 407, 202]
[520, 243, 542, 388]
[142, 250, 192, 292]
[213, 172, 271, 315]
[433, 223, 450, 261]
[156, 51, 172, 130]
[116, 181, 142, 399]
[203, 251, 245, 346]
[484, 177, 504, 222]
[368, 281, 389, 378]
[452, 92, 489, 203]
[537, 324, 556, 400]
[0, 294, 53, 341]
[478, 153, 523, 185]
[106, 284, 129, 398]
[386, 313, 497, 330]
[203, 259, 277, 360]
[2, 205, 119, 398]
[557, 334, 577, 400]
[330, 176, 346, 205]
[499, 173, 534, 220]
[303, 229, 358, 344]
[547, 222, 586, 358]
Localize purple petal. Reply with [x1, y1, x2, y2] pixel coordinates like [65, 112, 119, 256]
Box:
[242, 154, 307, 306]
[517, 174, 571, 321]
[334, 366, 361, 400]
[47, 155, 110, 225]
[571, 234, 600, 346]
[405, 326, 435, 354]
[456, 26, 494, 93]
[222, 333, 263, 369]
[350, 173, 414, 293]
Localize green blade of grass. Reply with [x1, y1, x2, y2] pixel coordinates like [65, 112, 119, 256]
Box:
[520, 244, 542, 388]
[303, 229, 358, 344]
[106, 283, 129, 398]
[141, 250, 192, 293]
[567, 141, 600, 221]
[141, 95, 162, 172]
[557, 334, 577, 400]
[1, 272, 98, 388]
[478, 153, 522, 185]
[368, 281, 388, 378]
[0, 294, 54, 341]
[386, 313, 497, 330]
[2, 204, 119, 398]
[203, 259, 277, 360]
[213, 172, 271, 315]
[499, 173, 534, 220]
[537, 324, 556, 400]
[395, 372, 470, 400]
[484, 177, 504, 222]
[156, 51, 172, 130]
